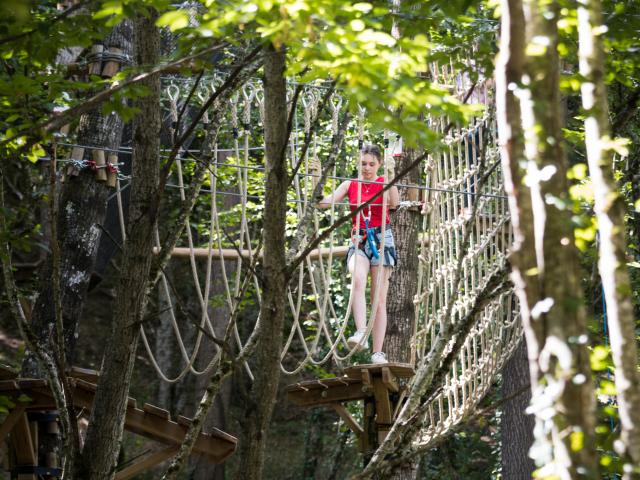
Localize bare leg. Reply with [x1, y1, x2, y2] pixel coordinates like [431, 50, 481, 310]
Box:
[348, 253, 370, 331]
[370, 265, 391, 353]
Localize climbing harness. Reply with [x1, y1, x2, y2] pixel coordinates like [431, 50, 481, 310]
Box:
[351, 207, 381, 260]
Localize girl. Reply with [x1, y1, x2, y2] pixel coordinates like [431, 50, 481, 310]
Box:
[318, 144, 399, 364]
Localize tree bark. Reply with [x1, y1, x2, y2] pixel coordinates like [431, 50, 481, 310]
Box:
[577, 0, 640, 475]
[497, 0, 598, 477]
[77, 10, 161, 479]
[234, 44, 289, 480]
[501, 339, 535, 479]
[23, 20, 133, 375]
[384, 148, 421, 366]
[382, 148, 421, 480]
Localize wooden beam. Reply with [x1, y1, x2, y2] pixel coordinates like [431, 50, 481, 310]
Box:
[361, 369, 372, 389]
[156, 245, 350, 261]
[10, 413, 36, 465]
[143, 403, 170, 421]
[22, 382, 237, 464]
[381, 367, 399, 393]
[0, 379, 237, 465]
[286, 382, 366, 407]
[115, 446, 179, 480]
[123, 407, 236, 463]
[372, 379, 392, 425]
[344, 363, 415, 380]
[0, 404, 26, 440]
[68, 366, 100, 383]
[330, 404, 364, 437]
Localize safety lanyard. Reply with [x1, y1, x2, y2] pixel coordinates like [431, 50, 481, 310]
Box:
[362, 206, 380, 259]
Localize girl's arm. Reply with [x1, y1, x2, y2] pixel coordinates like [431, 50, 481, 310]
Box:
[317, 180, 350, 209]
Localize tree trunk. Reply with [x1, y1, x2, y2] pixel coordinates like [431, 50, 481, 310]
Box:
[77, 10, 161, 479]
[234, 44, 289, 480]
[501, 339, 535, 479]
[384, 148, 421, 365]
[23, 21, 133, 376]
[497, 0, 598, 477]
[577, 0, 640, 475]
[383, 148, 421, 480]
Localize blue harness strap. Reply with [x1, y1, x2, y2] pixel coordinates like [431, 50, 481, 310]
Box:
[365, 218, 380, 259]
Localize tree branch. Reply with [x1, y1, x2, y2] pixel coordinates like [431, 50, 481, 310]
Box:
[0, 42, 228, 151]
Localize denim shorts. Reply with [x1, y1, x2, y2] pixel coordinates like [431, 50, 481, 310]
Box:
[346, 228, 398, 268]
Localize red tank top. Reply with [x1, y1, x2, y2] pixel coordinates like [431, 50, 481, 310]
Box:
[347, 176, 389, 228]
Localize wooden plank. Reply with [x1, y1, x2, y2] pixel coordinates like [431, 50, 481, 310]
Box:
[74, 378, 97, 392]
[330, 404, 364, 437]
[115, 446, 179, 480]
[2, 376, 237, 465]
[0, 404, 26, 439]
[381, 367, 399, 393]
[284, 376, 360, 393]
[143, 403, 170, 420]
[344, 363, 415, 380]
[123, 407, 237, 463]
[372, 379, 392, 425]
[286, 382, 366, 407]
[209, 427, 238, 443]
[15, 380, 47, 390]
[69, 367, 100, 384]
[10, 413, 36, 465]
[176, 415, 191, 427]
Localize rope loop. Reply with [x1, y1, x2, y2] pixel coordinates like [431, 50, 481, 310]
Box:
[329, 93, 342, 134]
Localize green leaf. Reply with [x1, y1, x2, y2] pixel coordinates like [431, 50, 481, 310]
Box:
[156, 10, 190, 31]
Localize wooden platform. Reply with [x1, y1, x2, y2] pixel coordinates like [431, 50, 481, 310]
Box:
[286, 363, 414, 453]
[0, 365, 237, 479]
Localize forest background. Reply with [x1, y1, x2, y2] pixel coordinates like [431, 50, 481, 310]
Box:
[0, 0, 639, 479]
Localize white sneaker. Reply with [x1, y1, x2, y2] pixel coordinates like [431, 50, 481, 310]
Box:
[347, 330, 368, 351]
[371, 352, 388, 364]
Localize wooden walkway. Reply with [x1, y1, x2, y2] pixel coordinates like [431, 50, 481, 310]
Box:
[286, 363, 414, 453]
[0, 366, 236, 479]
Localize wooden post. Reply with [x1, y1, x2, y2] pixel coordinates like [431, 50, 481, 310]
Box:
[362, 399, 376, 458]
[107, 154, 118, 188]
[88, 44, 104, 76]
[101, 48, 122, 78]
[92, 149, 107, 182]
[66, 146, 84, 177]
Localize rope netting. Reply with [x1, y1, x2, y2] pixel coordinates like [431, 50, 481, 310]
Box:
[55, 62, 521, 445]
[411, 66, 521, 445]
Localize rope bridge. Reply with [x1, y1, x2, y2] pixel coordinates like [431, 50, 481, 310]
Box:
[57, 65, 520, 453]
